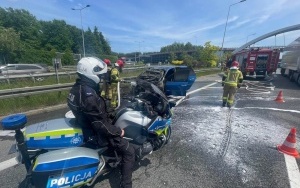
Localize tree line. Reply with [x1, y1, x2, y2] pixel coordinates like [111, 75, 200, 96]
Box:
[160, 42, 218, 67]
[0, 7, 229, 68]
[0, 7, 113, 66]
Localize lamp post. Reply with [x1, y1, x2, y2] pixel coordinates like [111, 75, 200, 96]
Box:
[246, 33, 256, 43]
[220, 0, 246, 56]
[135, 41, 144, 63]
[72, 5, 90, 57]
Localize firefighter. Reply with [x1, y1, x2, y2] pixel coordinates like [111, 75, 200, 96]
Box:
[101, 59, 112, 100]
[110, 62, 121, 108]
[222, 61, 243, 108]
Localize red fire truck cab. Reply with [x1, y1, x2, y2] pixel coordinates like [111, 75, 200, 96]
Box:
[231, 48, 280, 79]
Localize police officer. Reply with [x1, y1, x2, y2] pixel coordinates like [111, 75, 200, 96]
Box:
[222, 61, 243, 108]
[110, 62, 121, 108]
[67, 57, 135, 188]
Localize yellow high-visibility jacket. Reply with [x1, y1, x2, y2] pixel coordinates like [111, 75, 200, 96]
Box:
[110, 67, 120, 83]
[222, 69, 243, 87]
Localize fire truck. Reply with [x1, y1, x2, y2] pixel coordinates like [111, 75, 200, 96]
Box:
[231, 48, 280, 79]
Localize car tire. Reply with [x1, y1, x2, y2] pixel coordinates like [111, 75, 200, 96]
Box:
[289, 73, 294, 82]
[297, 76, 300, 86]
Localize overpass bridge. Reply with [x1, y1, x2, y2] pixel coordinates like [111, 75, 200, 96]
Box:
[232, 24, 300, 54]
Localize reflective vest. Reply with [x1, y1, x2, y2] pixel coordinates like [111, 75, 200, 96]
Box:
[110, 68, 120, 83]
[224, 69, 243, 87]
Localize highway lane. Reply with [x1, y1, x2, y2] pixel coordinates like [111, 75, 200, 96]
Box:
[0, 73, 299, 188]
[173, 73, 300, 188]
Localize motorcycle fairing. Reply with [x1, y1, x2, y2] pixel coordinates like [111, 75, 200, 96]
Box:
[32, 147, 103, 188]
[148, 117, 172, 134]
[25, 118, 83, 150]
[46, 167, 97, 188]
[114, 110, 151, 145]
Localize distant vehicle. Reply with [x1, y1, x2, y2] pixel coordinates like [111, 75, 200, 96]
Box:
[280, 49, 300, 85]
[277, 61, 282, 68]
[231, 48, 280, 79]
[134, 66, 196, 96]
[0, 64, 50, 76]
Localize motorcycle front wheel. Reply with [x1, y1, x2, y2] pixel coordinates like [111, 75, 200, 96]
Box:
[153, 126, 172, 151]
[164, 126, 172, 144]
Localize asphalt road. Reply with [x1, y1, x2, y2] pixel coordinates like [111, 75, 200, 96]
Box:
[0, 71, 299, 188]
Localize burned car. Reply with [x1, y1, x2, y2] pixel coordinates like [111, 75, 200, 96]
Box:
[134, 66, 196, 96]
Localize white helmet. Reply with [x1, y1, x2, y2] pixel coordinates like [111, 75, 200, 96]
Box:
[77, 57, 107, 84]
[114, 62, 119, 67]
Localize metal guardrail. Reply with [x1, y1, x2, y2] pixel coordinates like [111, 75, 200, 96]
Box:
[0, 66, 149, 83]
[0, 67, 220, 99]
[0, 66, 217, 81]
[0, 67, 147, 99]
[0, 71, 77, 81]
[0, 83, 74, 99]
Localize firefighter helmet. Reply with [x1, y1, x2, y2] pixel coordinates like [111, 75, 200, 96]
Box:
[104, 59, 111, 66]
[230, 61, 239, 69]
[77, 57, 107, 84]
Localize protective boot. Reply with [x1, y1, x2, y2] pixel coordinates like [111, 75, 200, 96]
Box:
[222, 101, 226, 107]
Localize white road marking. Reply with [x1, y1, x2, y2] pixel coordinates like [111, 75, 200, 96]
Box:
[0, 157, 19, 171]
[284, 154, 300, 188]
[176, 82, 218, 106]
[234, 107, 300, 114]
[0, 128, 25, 137]
[0, 130, 16, 137]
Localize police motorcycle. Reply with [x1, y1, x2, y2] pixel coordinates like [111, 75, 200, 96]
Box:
[1, 79, 175, 188]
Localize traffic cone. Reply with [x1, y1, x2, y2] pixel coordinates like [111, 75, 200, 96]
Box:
[274, 90, 285, 103]
[277, 128, 299, 158]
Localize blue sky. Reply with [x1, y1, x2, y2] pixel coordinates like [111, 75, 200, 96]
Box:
[2, 0, 300, 53]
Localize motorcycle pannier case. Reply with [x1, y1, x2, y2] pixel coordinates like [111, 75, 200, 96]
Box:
[24, 118, 83, 150]
[32, 147, 103, 188]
